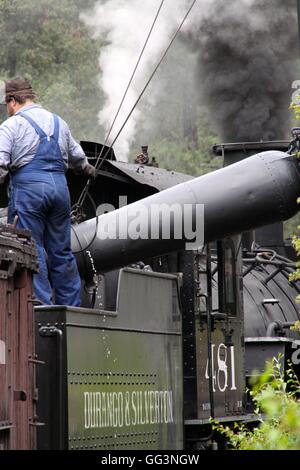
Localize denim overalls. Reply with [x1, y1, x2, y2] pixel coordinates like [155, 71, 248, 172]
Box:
[8, 112, 81, 306]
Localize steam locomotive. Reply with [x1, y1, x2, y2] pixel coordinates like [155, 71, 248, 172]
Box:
[0, 139, 299, 450]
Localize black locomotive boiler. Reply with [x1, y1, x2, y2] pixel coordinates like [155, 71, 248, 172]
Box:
[31, 142, 300, 450]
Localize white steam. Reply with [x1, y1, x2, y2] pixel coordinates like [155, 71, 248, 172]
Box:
[81, 0, 296, 156]
[81, 0, 193, 161]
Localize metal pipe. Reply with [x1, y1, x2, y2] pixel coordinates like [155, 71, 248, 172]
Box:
[264, 267, 282, 284]
[266, 321, 296, 337]
[206, 244, 215, 421]
[71, 151, 300, 279]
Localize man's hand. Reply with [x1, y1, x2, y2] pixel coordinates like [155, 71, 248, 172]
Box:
[82, 163, 96, 179]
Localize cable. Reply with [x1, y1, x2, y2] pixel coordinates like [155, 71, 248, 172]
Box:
[75, 0, 166, 211]
[76, 0, 198, 212]
[102, 0, 166, 151]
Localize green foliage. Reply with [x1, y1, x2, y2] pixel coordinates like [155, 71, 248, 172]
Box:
[289, 238, 300, 303]
[284, 214, 300, 239]
[212, 357, 300, 450]
[130, 41, 220, 176]
[135, 111, 222, 177]
[0, 0, 103, 141]
[289, 98, 300, 302]
[291, 321, 300, 333]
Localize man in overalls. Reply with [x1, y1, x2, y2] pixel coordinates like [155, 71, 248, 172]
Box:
[0, 77, 96, 306]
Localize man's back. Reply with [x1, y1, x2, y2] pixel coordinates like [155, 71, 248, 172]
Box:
[0, 103, 87, 181]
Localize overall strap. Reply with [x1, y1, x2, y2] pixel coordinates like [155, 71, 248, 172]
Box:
[52, 114, 60, 142]
[18, 112, 47, 139]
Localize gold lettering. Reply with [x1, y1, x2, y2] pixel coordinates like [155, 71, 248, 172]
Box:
[101, 392, 107, 427]
[106, 393, 113, 427]
[139, 391, 145, 425]
[155, 391, 160, 423]
[144, 391, 149, 424]
[84, 392, 90, 429]
[167, 391, 173, 423]
[118, 392, 124, 427]
[131, 391, 137, 425]
[113, 392, 118, 427]
[149, 391, 155, 424]
[83, 389, 174, 429]
[164, 391, 168, 423]
[95, 392, 101, 427]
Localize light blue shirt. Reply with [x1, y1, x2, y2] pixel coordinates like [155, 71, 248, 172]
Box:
[0, 104, 88, 183]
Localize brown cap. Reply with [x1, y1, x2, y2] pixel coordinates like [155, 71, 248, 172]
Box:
[4, 76, 35, 99]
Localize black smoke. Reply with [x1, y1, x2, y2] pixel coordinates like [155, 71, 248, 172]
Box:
[189, 0, 298, 142]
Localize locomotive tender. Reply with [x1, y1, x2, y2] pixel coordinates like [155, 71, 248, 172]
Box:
[0, 141, 299, 450]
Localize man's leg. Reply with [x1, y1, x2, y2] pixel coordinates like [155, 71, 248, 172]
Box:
[8, 182, 53, 305]
[45, 185, 81, 307]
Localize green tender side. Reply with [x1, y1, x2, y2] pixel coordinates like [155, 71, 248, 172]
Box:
[35, 268, 183, 450]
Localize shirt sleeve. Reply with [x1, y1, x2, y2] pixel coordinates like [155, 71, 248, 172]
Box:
[63, 121, 89, 172]
[0, 121, 14, 184]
